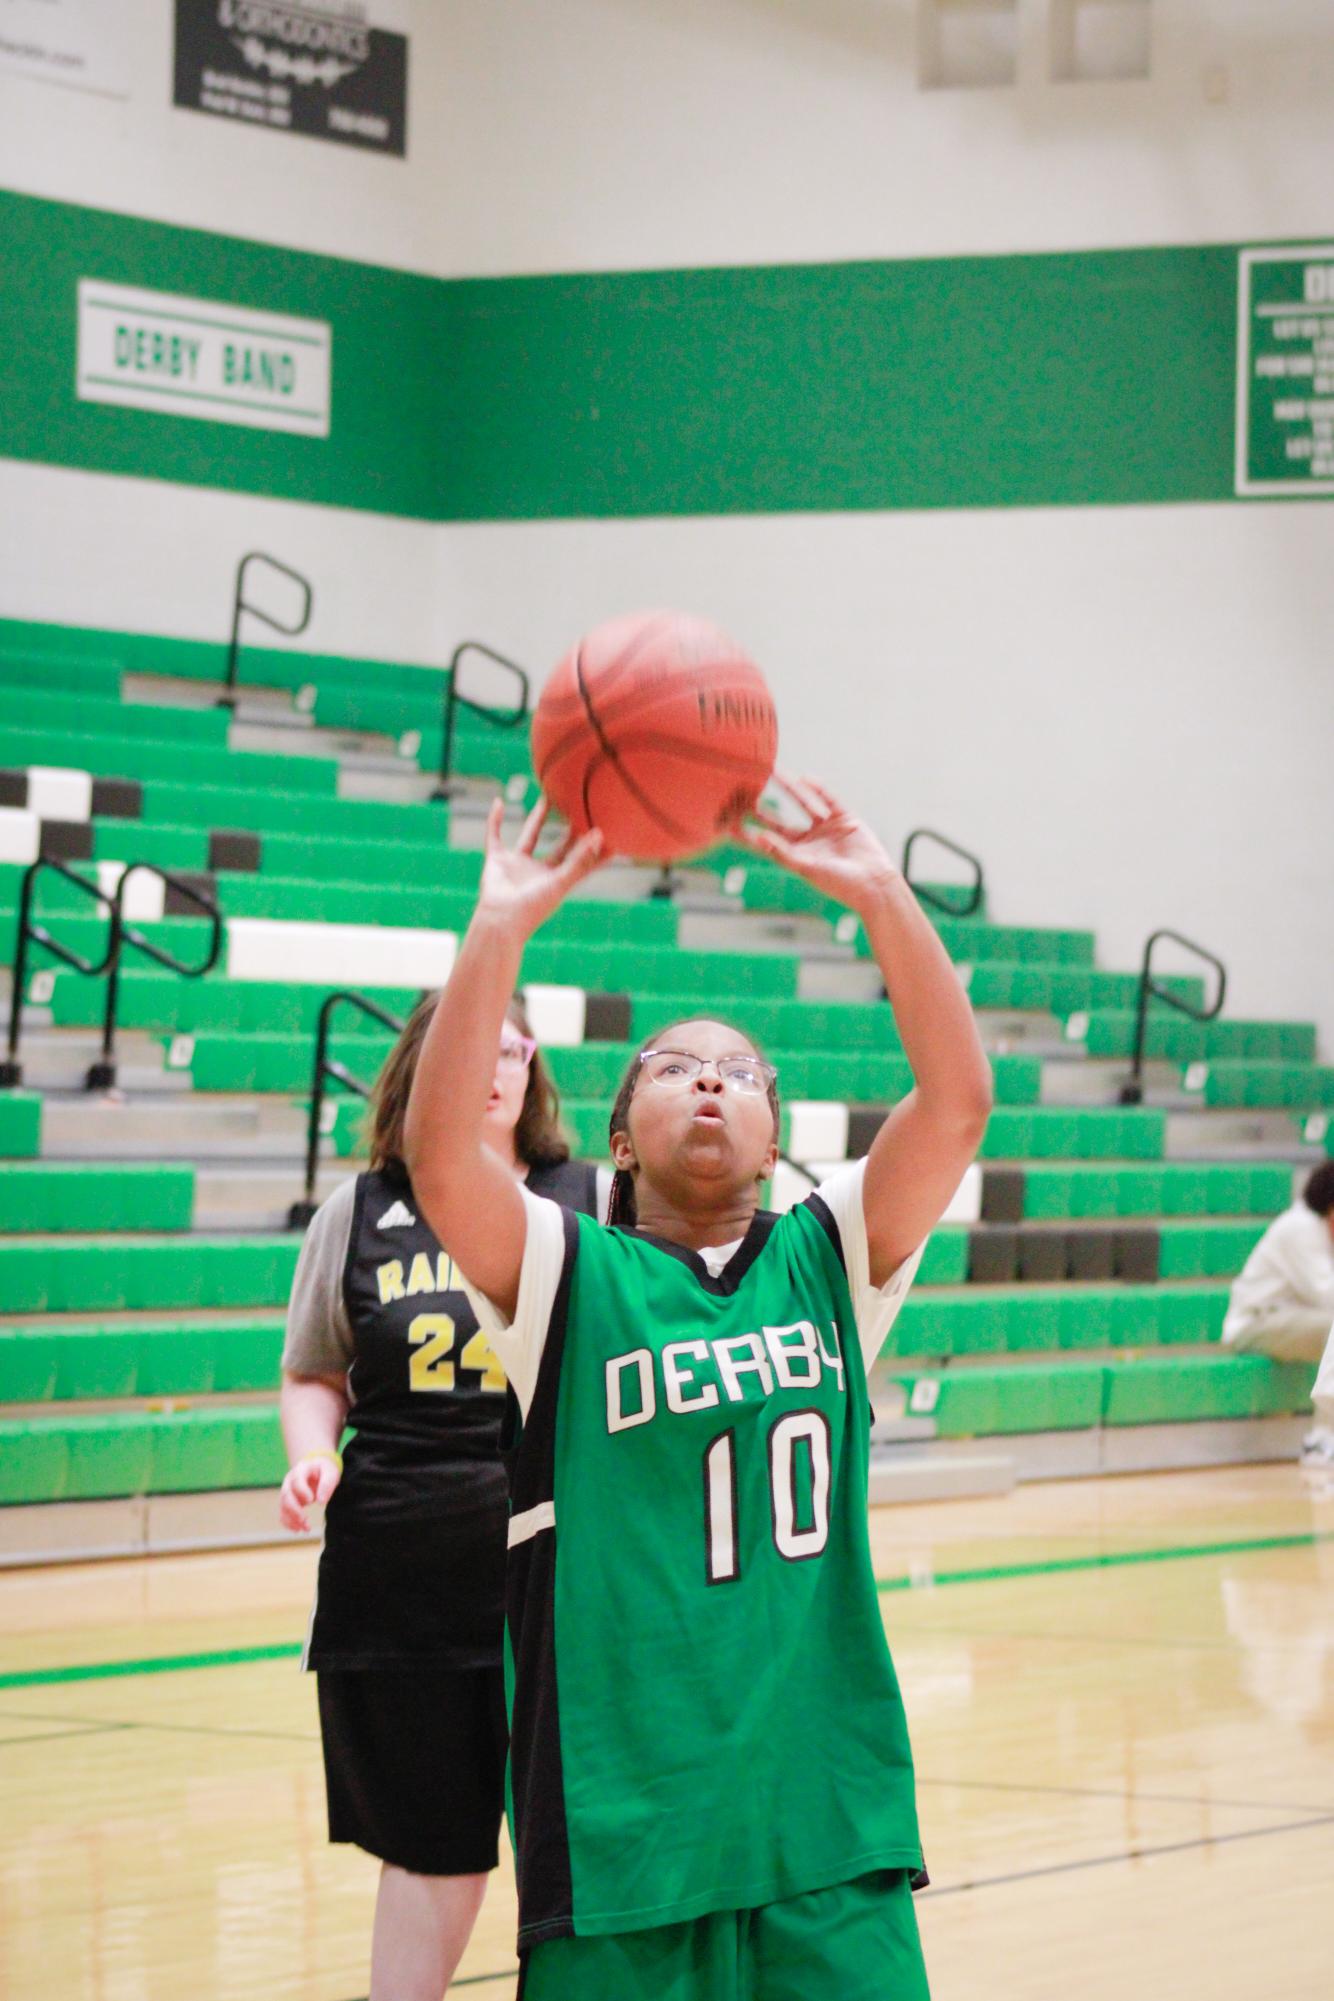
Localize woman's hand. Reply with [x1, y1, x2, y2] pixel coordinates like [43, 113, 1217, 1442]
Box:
[279, 1452, 343, 1534]
[740, 774, 897, 919]
[476, 795, 606, 941]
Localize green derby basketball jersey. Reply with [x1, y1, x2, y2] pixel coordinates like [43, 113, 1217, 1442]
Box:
[494, 1179, 924, 1946]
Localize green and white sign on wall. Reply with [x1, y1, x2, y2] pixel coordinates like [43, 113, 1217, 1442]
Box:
[1236, 244, 1334, 497]
[76, 280, 331, 436]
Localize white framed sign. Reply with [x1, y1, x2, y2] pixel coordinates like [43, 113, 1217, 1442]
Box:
[76, 280, 332, 438]
[0, 0, 131, 99]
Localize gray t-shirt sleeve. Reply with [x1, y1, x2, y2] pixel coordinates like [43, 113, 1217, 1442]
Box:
[282, 1176, 359, 1378]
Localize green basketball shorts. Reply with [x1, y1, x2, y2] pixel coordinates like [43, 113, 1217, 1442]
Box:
[518, 1869, 930, 2001]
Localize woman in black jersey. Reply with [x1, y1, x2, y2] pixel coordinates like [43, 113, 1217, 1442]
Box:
[279, 992, 602, 2001]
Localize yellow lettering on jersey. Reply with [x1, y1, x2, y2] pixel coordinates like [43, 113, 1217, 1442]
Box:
[408, 1313, 456, 1391]
[376, 1259, 405, 1305]
[460, 1330, 507, 1394]
[406, 1251, 436, 1296]
[436, 1250, 458, 1292]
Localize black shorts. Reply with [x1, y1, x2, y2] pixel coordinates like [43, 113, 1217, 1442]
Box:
[316, 1665, 508, 1876]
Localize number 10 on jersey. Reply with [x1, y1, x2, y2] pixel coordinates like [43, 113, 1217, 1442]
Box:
[704, 1410, 832, 1584]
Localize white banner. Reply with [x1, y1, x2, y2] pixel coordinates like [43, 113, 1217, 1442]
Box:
[0, 0, 132, 98]
[76, 281, 332, 438]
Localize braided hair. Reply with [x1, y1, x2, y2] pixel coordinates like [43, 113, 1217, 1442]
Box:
[605, 1018, 781, 1230]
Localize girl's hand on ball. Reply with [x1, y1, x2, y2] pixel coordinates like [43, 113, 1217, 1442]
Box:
[740, 774, 897, 919]
[279, 1454, 342, 1534]
[477, 795, 606, 940]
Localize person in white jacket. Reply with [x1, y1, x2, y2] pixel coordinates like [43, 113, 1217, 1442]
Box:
[1222, 1162, 1334, 1463]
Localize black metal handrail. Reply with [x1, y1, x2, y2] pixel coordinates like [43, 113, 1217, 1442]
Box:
[1118, 928, 1228, 1106]
[1, 859, 223, 1089]
[220, 551, 313, 707]
[901, 828, 985, 918]
[431, 640, 531, 799]
[1, 860, 117, 1086]
[88, 866, 224, 1089]
[289, 991, 406, 1228]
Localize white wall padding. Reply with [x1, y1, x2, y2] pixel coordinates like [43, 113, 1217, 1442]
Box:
[0, 808, 39, 865]
[226, 918, 458, 988]
[27, 767, 92, 822]
[520, 984, 587, 1047]
[96, 862, 165, 923]
[787, 1101, 850, 1163]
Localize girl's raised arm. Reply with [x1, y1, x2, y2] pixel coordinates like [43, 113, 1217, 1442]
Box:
[742, 776, 992, 1285]
[404, 799, 604, 1318]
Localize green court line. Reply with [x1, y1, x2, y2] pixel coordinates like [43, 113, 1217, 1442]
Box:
[3, 1529, 1330, 1692]
[874, 1528, 1334, 1595]
[0, 1640, 301, 1692]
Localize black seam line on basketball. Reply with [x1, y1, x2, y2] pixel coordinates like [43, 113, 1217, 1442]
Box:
[573, 643, 697, 846]
[918, 1811, 1334, 1900]
[916, 1776, 1334, 1817]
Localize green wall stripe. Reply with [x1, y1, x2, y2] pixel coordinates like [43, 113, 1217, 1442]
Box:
[2, 191, 1329, 518]
[0, 190, 441, 519]
[4, 1528, 1329, 1692]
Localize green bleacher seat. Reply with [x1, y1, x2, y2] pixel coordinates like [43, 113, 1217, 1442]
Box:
[0, 1319, 284, 1402]
[0, 722, 336, 796]
[0, 1093, 41, 1159]
[0, 685, 230, 748]
[1073, 1010, 1317, 1064]
[0, 1237, 299, 1315]
[0, 1164, 194, 1234]
[0, 1406, 287, 1505]
[1018, 1162, 1291, 1219]
[1192, 1062, 1334, 1110]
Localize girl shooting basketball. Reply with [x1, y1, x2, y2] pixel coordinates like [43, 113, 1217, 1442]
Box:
[404, 777, 992, 2000]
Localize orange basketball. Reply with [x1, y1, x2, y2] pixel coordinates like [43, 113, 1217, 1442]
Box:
[530, 611, 778, 862]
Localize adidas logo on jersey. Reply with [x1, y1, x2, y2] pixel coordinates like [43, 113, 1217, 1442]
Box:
[376, 1201, 416, 1230]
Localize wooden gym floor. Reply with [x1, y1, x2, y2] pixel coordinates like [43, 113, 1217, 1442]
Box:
[2, 1463, 1332, 1999]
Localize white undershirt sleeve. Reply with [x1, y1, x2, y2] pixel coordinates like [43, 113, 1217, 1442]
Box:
[458, 1185, 568, 1418]
[812, 1158, 924, 1371]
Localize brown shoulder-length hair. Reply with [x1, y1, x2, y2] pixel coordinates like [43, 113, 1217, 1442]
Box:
[367, 991, 571, 1175]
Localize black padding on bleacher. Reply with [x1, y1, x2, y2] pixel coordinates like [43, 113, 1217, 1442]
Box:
[1114, 1229, 1160, 1283]
[0, 769, 26, 807]
[1017, 1229, 1068, 1282]
[584, 993, 633, 1042]
[846, 1107, 886, 1159]
[90, 777, 143, 819]
[1067, 1229, 1117, 1281]
[164, 872, 217, 915]
[980, 1167, 1025, 1223]
[969, 1226, 1019, 1283]
[38, 820, 93, 862]
[208, 829, 262, 873]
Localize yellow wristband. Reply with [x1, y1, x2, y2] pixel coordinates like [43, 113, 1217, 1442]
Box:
[301, 1448, 343, 1472]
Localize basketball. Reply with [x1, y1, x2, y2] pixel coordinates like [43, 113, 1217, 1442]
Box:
[530, 610, 778, 862]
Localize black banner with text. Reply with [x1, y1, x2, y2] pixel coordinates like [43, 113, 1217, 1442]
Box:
[173, 1, 407, 157]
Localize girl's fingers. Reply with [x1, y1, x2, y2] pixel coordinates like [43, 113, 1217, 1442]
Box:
[746, 805, 796, 837]
[735, 824, 786, 862]
[483, 797, 506, 852]
[558, 828, 606, 884]
[517, 795, 550, 856]
[800, 775, 844, 815]
[547, 824, 578, 866]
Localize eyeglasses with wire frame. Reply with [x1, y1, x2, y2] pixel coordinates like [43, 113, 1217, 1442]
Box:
[637, 1048, 778, 1095]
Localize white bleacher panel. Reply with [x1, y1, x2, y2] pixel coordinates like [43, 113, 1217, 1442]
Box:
[787, 1100, 850, 1162]
[27, 767, 93, 821]
[0, 807, 39, 864]
[521, 984, 587, 1046]
[226, 918, 458, 987]
[770, 1159, 847, 1214]
[97, 862, 165, 922]
[942, 1161, 982, 1225]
